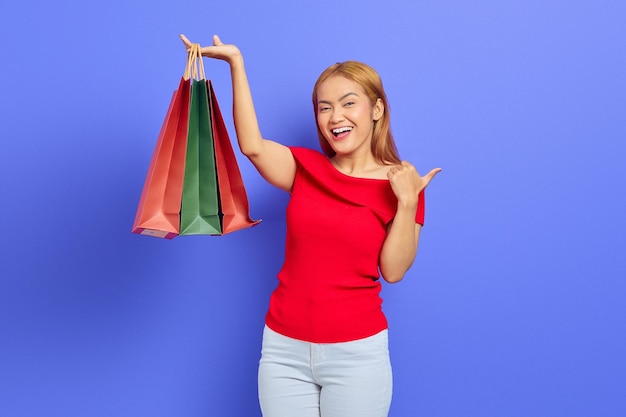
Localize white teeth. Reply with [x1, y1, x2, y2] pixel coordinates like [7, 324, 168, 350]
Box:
[332, 127, 352, 134]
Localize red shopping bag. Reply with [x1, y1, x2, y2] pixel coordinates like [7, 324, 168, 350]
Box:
[208, 80, 261, 234]
[131, 79, 191, 239]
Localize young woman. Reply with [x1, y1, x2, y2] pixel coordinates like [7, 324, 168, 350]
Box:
[181, 34, 441, 417]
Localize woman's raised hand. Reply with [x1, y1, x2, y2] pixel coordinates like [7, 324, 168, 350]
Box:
[179, 34, 242, 64]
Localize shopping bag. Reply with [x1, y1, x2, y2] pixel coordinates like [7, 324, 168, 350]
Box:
[179, 75, 222, 235]
[131, 77, 191, 239]
[208, 80, 261, 234]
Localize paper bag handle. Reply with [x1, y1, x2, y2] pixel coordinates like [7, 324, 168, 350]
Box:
[183, 43, 206, 81]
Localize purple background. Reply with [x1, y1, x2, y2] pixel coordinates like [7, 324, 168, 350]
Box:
[1, 1, 625, 416]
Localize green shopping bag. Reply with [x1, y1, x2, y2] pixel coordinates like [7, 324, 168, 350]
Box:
[179, 48, 221, 235]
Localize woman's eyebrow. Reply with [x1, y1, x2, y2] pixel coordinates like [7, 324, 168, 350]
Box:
[318, 92, 359, 105]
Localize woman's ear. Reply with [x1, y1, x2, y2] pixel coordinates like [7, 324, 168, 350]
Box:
[373, 98, 384, 121]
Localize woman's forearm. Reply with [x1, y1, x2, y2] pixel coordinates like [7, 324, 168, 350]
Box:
[379, 202, 421, 283]
[228, 55, 264, 157]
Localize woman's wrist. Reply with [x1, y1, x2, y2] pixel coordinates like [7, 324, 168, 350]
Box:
[226, 50, 244, 67]
[396, 196, 418, 212]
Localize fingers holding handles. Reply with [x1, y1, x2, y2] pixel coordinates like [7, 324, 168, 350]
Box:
[179, 34, 241, 63]
[179, 34, 223, 49]
[179, 34, 193, 51]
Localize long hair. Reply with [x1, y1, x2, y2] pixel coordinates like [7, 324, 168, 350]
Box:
[312, 61, 400, 164]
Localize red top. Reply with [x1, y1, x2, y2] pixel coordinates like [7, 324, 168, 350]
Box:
[265, 147, 426, 343]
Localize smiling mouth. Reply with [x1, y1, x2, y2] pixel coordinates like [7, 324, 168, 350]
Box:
[332, 127, 353, 137]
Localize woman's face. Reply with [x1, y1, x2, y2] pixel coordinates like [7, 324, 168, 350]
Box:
[315, 75, 383, 158]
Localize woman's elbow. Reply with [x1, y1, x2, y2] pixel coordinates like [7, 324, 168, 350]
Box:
[379, 256, 415, 283]
[380, 269, 407, 284]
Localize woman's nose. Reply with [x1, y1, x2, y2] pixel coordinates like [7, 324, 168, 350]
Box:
[330, 108, 345, 123]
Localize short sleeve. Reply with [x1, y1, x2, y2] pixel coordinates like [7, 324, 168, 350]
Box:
[416, 189, 426, 226]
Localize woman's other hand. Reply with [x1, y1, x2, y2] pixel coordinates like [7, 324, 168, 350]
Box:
[387, 161, 441, 207]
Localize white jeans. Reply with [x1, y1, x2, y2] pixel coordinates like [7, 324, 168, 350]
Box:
[258, 325, 393, 417]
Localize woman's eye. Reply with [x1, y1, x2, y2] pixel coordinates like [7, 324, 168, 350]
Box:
[344, 101, 355, 107]
[319, 106, 331, 112]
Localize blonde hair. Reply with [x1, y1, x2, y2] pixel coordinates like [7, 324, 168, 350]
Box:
[312, 61, 400, 164]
